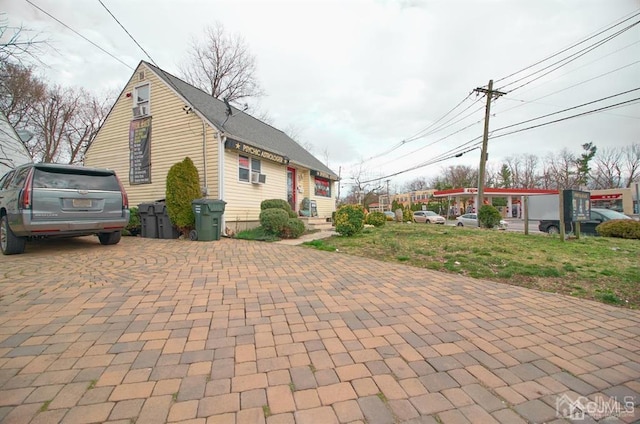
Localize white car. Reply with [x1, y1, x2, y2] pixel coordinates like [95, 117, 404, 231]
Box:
[413, 210, 446, 224]
[456, 213, 508, 230]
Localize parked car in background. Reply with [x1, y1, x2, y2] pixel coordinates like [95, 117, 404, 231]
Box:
[0, 163, 129, 255]
[413, 210, 446, 224]
[538, 208, 632, 235]
[456, 213, 508, 229]
[384, 211, 396, 221]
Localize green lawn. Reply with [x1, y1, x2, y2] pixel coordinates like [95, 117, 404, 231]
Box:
[302, 223, 640, 308]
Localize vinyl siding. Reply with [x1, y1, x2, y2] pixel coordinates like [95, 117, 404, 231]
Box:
[223, 149, 287, 225]
[85, 63, 219, 207]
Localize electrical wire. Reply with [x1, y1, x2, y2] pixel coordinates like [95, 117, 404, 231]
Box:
[495, 59, 640, 116]
[496, 8, 640, 84]
[359, 94, 640, 184]
[24, 0, 134, 70]
[359, 92, 476, 163]
[499, 19, 640, 93]
[493, 87, 640, 132]
[98, 0, 159, 67]
[490, 97, 640, 141]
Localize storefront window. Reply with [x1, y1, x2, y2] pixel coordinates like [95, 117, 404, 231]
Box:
[314, 177, 331, 197]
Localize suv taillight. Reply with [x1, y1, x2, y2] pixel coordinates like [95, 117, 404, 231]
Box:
[115, 175, 129, 209]
[19, 168, 35, 209]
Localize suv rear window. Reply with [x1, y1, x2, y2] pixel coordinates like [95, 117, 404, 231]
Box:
[33, 168, 120, 191]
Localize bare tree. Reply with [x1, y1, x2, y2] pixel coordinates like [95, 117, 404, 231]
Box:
[542, 149, 579, 189]
[404, 177, 429, 192]
[589, 147, 623, 189]
[180, 23, 263, 103]
[0, 15, 48, 66]
[521, 154, 539, 188]
[26, 86, 110, 164]
[622, 143, 640, 187]
[347, 161, 382, 206]
[0, 62, 46, 128]
[505, 155, 522, 187]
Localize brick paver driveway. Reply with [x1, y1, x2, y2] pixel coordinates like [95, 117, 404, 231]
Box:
[1, 236, 638, 423]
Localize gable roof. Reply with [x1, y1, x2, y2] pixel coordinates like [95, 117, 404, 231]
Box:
[143, 61, 338, 179]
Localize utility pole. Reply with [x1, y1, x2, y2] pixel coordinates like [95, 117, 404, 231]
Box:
[385, 179, 390, 211]
[474, 79, 505, 221]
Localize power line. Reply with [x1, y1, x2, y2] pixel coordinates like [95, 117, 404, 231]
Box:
[358, 94, 640, 184]
[374, 118, 483, 168]
[24, 0, 134, 70]
[493, 87, 640, 133]
[359, 92, 475, 163]
[98, 0, 159, 67]
[499, 19, 640, 93]
[403, 92, 474, 142]
[495, 59, 640, 115]
[490, 97, 640, 140]
[496, 8, 640, 84]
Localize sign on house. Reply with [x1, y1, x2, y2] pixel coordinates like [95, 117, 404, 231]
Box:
[225, 139, 289, 165]
[129, 117, 151, 184]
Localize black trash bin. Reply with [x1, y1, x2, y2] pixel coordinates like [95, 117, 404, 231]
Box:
[156, 203, 180, 239]
[191, 199, 226, 241]
[138, 203, 158, 238]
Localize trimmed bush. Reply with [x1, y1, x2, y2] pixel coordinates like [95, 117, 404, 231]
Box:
[478, 205, 502, 229]
[403, 209, 413, 223]
[281, 218, 306, 239]
[261, 199, 296, 218]
[365, 211, 386, 227]
[596, 219, 640, 239]
[166, 157, 201, 235]
[260, 208, 289, 235]
[261, 199, 290, 211]
[335, 204, 365, 236]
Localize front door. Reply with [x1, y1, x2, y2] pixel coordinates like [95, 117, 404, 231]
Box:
[287, 167, 296, 211]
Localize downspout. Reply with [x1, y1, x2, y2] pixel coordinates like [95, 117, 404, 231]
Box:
[217, 130, 226, 234]
[202, 120, 207, 198]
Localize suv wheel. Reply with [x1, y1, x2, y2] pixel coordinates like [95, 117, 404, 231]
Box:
[98, 231, 122, 245]
[547, 225, 560, 234]
[1, 215, 26, 255]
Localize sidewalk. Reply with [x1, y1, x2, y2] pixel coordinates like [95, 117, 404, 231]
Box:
[277, 229, 337, 245]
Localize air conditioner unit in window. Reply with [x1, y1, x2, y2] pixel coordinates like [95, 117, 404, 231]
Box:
[251, 172, 266, 184]
[132, 105, 147, 118]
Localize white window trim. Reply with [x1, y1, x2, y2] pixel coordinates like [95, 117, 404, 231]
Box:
[238, 154, 263, 183]
[133, 82, 151, 116]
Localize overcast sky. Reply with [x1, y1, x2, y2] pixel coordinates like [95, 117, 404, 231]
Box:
[5, 0, 640, 191]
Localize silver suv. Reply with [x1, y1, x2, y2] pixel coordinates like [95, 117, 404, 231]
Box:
[0, 163, 130, 255]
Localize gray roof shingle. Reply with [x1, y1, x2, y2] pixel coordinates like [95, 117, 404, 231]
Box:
[144, 61, 338, 179]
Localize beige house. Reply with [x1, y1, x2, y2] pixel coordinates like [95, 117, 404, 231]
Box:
[85, 61, 338, 234]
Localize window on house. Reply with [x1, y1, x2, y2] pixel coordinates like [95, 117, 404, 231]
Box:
[251, 158, 261, 174]
[239, 155, 250, 182]
[314, 177, 331, 197]
[238, 155, 262, 182]
[133, 83, 150, 117]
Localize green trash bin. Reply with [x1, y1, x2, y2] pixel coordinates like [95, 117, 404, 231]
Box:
[191, 199, 227, 241]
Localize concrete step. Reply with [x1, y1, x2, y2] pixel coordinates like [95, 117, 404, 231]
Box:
[301, 217, 333, 231]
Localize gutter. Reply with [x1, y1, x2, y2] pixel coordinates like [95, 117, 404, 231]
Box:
[217, 130, 226, 235]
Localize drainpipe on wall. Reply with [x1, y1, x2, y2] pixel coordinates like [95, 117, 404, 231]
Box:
[202, 120, 207, 198]
[217, 131, 226, 234]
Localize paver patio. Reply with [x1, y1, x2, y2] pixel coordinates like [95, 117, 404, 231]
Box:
[0, 236, 638, 423]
